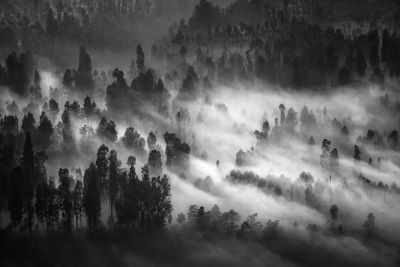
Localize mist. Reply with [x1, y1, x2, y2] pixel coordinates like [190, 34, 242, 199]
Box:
[1, 0, 400, 266]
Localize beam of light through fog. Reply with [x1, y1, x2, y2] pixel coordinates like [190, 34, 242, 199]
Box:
[2, 79, 400, 238]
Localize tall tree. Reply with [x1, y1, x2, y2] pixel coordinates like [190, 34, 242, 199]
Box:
[22, 132, 35, 233]
[58, 168, 73, 230]
[72, 180, 83, 230]
[8, 167, 24, 231]
[148, 150, 162, 177]
[83, 163, 101, 229]
[96, 144, 109, 192]
[75, 46, 94, 92]
[136, 44, 145, 74]
[108, 150, 121, 224]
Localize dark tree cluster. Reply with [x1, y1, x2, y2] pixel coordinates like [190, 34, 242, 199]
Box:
[0, 51, 39, 97]
[155, 1, 400, 92]
[63, 46, 94, 94]
[164, 132, 191, 170]
[106, 46, 171, 118]
[0, 129, 172, 232]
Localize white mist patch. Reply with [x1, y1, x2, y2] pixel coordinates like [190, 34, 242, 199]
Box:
[40, 71, 61, 99]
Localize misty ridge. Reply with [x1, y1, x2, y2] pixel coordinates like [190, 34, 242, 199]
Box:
[1, 0, 400, 267]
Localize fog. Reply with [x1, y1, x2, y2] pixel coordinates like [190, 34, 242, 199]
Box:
[1, 1, 400, 266]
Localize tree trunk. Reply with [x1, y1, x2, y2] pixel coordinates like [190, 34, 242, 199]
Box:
[110, 201, 114, 225]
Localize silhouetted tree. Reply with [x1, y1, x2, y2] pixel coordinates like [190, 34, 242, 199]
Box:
[37, 112, 54, 150]
[97, 117, 118, 143]
[148, 149, 162, 177]
[354, 145, 361, 161]
[83, 163, 101, 229]
[75, 46, 94, 92]
[21, 113, 36, 133]
[96, 144, 109, 191]
[22, 132, 35, 233]
[8, 167, 24, 231]
[136, 44, 145, 74]
[49, 99, 59, 121]
[72, 180, 83, 230]
[355, 48, 367, 77]
[164, 132, 190, 169]
[58, 168, 73, 230]
[108, 150, 121, 224]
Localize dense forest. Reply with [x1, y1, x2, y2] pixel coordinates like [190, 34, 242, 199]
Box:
[1, 0, 400, 266]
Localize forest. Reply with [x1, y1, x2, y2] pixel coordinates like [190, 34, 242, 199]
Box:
[1, 0, 400, 266]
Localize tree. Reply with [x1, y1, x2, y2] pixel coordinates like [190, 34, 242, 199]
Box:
[177, 213, 186, 224]
[338, 66, 351, 85]
[354, 145, 361, 161]
[108, 150, 121, 224]
[58, 168, 73, 230]
[75, 46, 94, 92]
[330, 204, 338, 220]
[368, 31, 380, 69]
[308, 136, 315, 145]
[187, 205, 199, 224]
[49, 99, 59, 121]
[37, 112, 54, 150]
[363, 213, 377, 237]
[178, 66, 199, 100]
[72, 180, 83, 230]
[326, 44, 338, 74]
[46, 8, 58, 39]
[63, 69, 74, 87]
[152, 175, 172, 228]
[21, 113, 36, 133]
[355, 48, 367, 77]
[148, 150, 162, 178]
[147, 132, 157, 151]
[189, 0, 223, 29]
[279, 104, 286, 125]
[97, 117, 118, 143]
[381, 29, 390, 63]
[83, 163, 101, 229]
[22, 132, 35, 233]
[300, 106, 317, 132]
[83, 96, 97, 119]
[196, 206, 207, 229]
[136, 44, 145, 74]
[35, 179, 48, 231]
[180, 46, 188, 62]
[115, 156, 140, 228]
[8, 167, 24, 231]
[164, 132, 190, 169]
[221, 209, 241, 233]
[285, 107, 298, 134]
[121, 127, 147, 159]
[61, 110, 74, 147]
[341, 125, 349, 136]
[96, 144, 109, 192]
[292, 56, 303, 88]
[47, 179, 59, 232]
[387, 130, 398, 149]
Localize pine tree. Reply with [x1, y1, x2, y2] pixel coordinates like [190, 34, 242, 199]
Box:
[22, 132, 35, 233]
[136, 44, 145, 74]
[96, 144, 109, 192]
[8, 167, 24, 231]
[21, 113, 36, 133]
[58, 168, 73, 230]
[108, 150, 120, 224]
[72, 180, 83, 230]
[83, 163, 101, 229]
[37, 112, 54, 150]
[148, 150, 162, 178]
